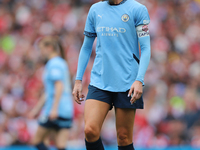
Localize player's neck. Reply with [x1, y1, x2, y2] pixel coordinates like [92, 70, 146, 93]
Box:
[49, 52, 59, 59]
[109, 0, 123, 5]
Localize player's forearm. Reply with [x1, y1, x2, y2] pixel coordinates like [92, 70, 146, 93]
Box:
[136, 36, 151, 84]
[52, 81, 63, 110]
[76, 36, 95, 80]
[31, 94, 46, 114]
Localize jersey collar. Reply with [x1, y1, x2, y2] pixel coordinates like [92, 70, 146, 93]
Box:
[108, 0, 127, 5]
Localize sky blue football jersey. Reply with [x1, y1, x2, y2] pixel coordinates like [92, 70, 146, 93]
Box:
[41, 56, 73, 119]
[83, 0, 150, 92]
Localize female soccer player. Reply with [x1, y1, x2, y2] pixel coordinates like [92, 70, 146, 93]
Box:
[73, 0, 151, 150]
[29, 36, 73, 150]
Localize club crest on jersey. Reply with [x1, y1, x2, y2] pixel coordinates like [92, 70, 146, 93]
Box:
[121, 14, 129, 22]
[142, 25, 149, 32]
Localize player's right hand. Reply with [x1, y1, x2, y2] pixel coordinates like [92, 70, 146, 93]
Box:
[27, 109, 38, 119]
[72, 80, 85, 104]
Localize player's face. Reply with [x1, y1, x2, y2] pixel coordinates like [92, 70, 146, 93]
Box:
[109, 0, 114, 4]
[39, 42, 49, 58]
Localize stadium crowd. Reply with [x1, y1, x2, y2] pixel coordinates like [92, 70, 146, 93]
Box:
[0, 0, 200, 148]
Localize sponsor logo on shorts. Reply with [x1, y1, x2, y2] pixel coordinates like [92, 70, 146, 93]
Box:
[121, 14, 129, 22]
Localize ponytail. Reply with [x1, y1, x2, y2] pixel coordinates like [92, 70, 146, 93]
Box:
[57, 38, 66, 61]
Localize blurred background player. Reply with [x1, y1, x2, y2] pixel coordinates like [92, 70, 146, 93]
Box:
[73, 0, 150, 150]
[28, 36, 74, 150]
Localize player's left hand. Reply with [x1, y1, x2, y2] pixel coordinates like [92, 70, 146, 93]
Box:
[128, 80, 143, 104]
[49, 108, 58, 120]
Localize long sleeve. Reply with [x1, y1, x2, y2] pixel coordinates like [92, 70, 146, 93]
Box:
[76, 36, 95, 80]
[135, 35, 151, 84]
[134, 5, 151, 84]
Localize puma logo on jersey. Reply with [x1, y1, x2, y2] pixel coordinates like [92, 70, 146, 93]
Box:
[98, 15, 102, 18]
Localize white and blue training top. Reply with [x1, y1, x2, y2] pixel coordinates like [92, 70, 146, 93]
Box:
[76, 0, 151, 92]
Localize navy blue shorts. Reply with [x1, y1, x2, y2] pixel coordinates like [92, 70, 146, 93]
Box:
[86, 85, 143, 109]
[38, 116, 73, 130]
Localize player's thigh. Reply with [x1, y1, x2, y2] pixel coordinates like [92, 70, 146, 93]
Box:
[84, 99, 111, 134]
[115, 108, 136, 144]
[31, 125, 50, 145]
[55, 128, 69, 148]
[44, 129, 56, 146]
